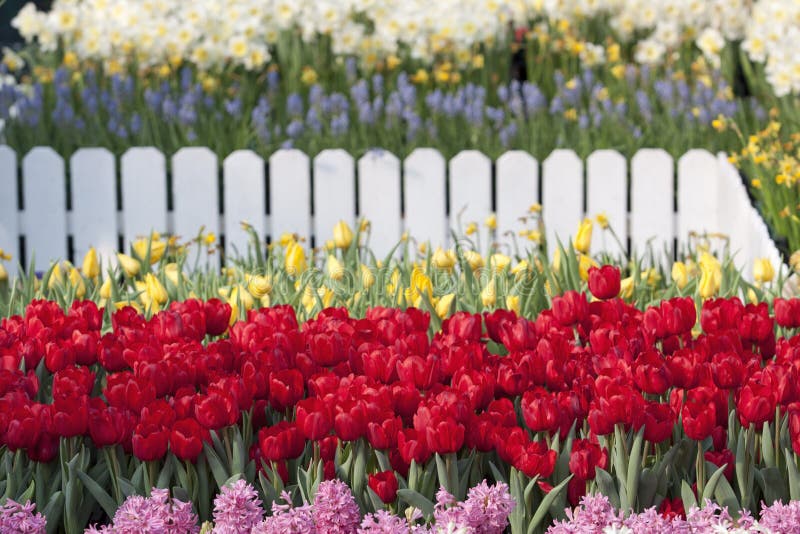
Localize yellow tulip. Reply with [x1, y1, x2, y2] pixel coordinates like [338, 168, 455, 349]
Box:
[0, 263, 8, 282]
[326, 256, 345, 281]
[69, 267, 86, 298]
[463, 250, 484, 271]
[432, 248, 457, 271]
[325, 240, 335, 251]
[596, 212, 609, 230]
[360, 264, 375, 289]
[481, 278, 497, 307]
[490, 253, 511, 273]
[465, 222, 478, 236]
[285, 241, 307, 275]
[435, 293, 456, 318]
[132, 236, 166, 264]
[82, 247, 100, 279]
[747, 288, 758, 305]
[506, 295, 520, 314]
[573, 219, 593, 253]
[578, 254, 598, 281]
[145, 273, 168, 305]
[260, 294, 271, 308]
[248, 275, 272, 298]
[100, 277, 112, 299]
[619, 276, 634, 299]
[278, 233, 296, 247]
[410, 266, 433, 297]
[117, 253, 140, 277]
[671, 262, 689, 289]
[511, 260, 530, 276]
[753, 258, 775, 284]
[485, 213, 497, 230]
[164, 263, 180, 287]
[48, 263, 64, 290]
[552, 247, 562, 272]
[333, 220, 354, 249]
[698, 267, 718, 299]
[229, 285, 254, 312]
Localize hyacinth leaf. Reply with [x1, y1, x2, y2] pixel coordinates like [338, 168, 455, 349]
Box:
[762, 421, 776, 468]
[701, 462, 728, 503]
[625, 427, 645, 511]
[397, 488, 434, 517]
[75, 469, 117, 518]
[785, 449, 800, 501]
[756, 466, 785, 506]
[528, 474, 573, 533]
[681, 480, 698, 511]
[594, 467, 620, 510]
[43, 491, 64, 534]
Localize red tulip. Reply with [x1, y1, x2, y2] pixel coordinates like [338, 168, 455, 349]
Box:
[203, 299, 231, 336]
[296, 398, 333, 441]
[521, 387, 560, 434]
[397, 428, 430, 466]
[368, 470, 399, 503]
[775, 298, 800, 328]
[588, 266, 620, 300]
[170, 418, 207, 462]
[258, 421, 305, 461]
[51, 395, 89, 437]
[682, 395, 716, 441]
[513, 440, 556, 479]
[736, 378, 777, 428]
[194, 388, 238, 430]
[568, 438, 608, 481]
[552, 291, 589, 326]
[132, 422, 169, 461]
[659, 497, 686, 520]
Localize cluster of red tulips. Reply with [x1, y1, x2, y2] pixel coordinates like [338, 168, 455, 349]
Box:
[3, 266, 800, 518]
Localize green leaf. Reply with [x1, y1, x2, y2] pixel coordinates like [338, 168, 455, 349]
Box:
[397, 488, 435, 517]
[594, 467, 620, 510]
[785, 449, 800, 500]
[762, 421, 775, 468]
[528, 475, 573, 533]
[757, 466, 787, 506]
[713, 472, 740, 513]
[75, 470, 118, 518]
[626, 427, 645, 511]
[681, 480, 698, 511]
[701, 462, 728, 503]
[203, 443, 231, 488]
[42, 491, 64, 534]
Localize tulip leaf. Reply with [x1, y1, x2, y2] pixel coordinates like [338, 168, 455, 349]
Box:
[172, 486, 190, 504]
[397, 488, 434, 517]
[488, 461, 507, 484]
[712, 472, 740, 513]
[757, 466, 787, 506]
[528, 474, 573, 533]
[75, 470, 118, 519]
[366, 486, 384, 512]
[374, 450, 392, 473]
[117, 476, 136, 498]
[197, 454, 211, 521]
[681, 480, 697, 511]
[762, 421, 775, 468]
[42, 491, 64, 534]
[594, 467, 620, 510]
[701, 462, 728, 503]
[637, 468, 658, 509]
[203, 443, 231, 488]
[784, 448, 800, 500]
[626, 427, 645, 511]
[157, 454, 175, 489]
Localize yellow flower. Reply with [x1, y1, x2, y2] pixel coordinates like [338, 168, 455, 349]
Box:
[410, 265, 433, 298]
[573, 219, 593, 253]
[48, 263, 64, 289]
[204, 233, 217, 246]
[69, 267, 86, 299]
[465, 222, 478, 236]
[619, 276, 634, 299]
[0, 248, 10, 261]
[117, 253, 140, 277]
[552, 247, 562, 272]
[247, 275, 272, 298]
[490, 253, 511, 273]
[132, 235, 166, 264]
[0, 263, 7, 282]
[285, 241, 307, 275]
[432, 247, 457, 271]
[596, 212, 609, 230]
[229, 285, 254, 312]
[711, 115, 727, 131]
[463, 250, 484, 271]
[528, 203, 542, 213]
[753, 258, 774, 284]
[607, 43, 620, 62]
[435, 293, 456, 318]
[485, 213, 497, 230]
[82, 247, 100, 279]
[333, 220, 354, 249]
[578, 254, 598, 281]
[671, 262, 689, 289]
[411, 69, 429, 84]
[751, 179, 762, 189]
[278, 233, 297, 247]
[611, 64, 626, 79]
[386, 54, 401, 70]
[480, 278, 497, 307]
[643, 268, 662, 288]
[747, 288, 758, 305]
[698, 267, 719, 299]
[505, 295, 520, 314]
[326, 255, 345, 281]
[100, 277, 112, 299]
[360, 264, 375, 289]
[471, 54, 485, 69]
[791, 250, 800, 273]
[511, 260, 530, 276]
[300, 67, 318, 85]
[359, 219, 370, 233]
[145, 273, 168, 305]
[63, 51, 79, 70]
[164, 263, 180, 286]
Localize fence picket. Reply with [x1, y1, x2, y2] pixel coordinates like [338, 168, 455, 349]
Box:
[0, 146, 19, 276]
[404, 148, 446, 248]
[173, 147, 219, 268]
[314, 149, 355, 245]
[449, 150, 492, 248]
[71, 148, 118, 269]
[543, 150, 583, 256]
[631, 149, 674, 258]
[23, 147, 67, 268]
[121, 147, 167, 249]
[223, 150, 265, 258]
[496, 151, 538, 252]
[586, 150, 627, 256]
[678, 150, 718, 245]
[270, 149, 311, 242]
[359, 150, 402, 257]
[717, 153, 750, 272]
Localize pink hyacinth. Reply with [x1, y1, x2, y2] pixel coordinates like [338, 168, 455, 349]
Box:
[0, 499, 46, 534]
[212, 479, 263, 533]
[313, 479, 361, 534]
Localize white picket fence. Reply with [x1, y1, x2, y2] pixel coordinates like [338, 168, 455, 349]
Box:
[0, 145, 783, 280]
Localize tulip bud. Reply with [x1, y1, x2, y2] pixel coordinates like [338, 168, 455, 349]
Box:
[326, 256, 345, 281]
[69, 267, 86, 298]
[132, 235, 166, 264]
[506, 295, 520, 314]
[278, 233, 296, 247]
[99, 277, 112, 299]
[480, 278, 497, 307]
[164, 263, 180, 286]
[698, 267, 718, 299]
[117, 253, 140, 277]
[145, 273, 168, 304]
[490, 253, 511, 273]
[247, 274, 272, 298]
[463, 250, 484, 271]
[753, 258, 774, 284]
[671, 261, 688, 289]
[360, 264, 375, 289]
[577, 254, 598, 282]
[435, 293, 455, 318]
[587, 265, 620, 299]
[333, 220, 354, 249]
[432, 248, 457, 271]
[82, 247, 100, 279]
[573, 219, 593, 253]
[552, 247, 562, 272]
[285, 241, 307, 276]
[619, 276, 634, 299]
[48, 263, 64, 290]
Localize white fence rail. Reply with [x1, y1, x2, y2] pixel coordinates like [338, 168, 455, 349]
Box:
[0, 145, 783, 281]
